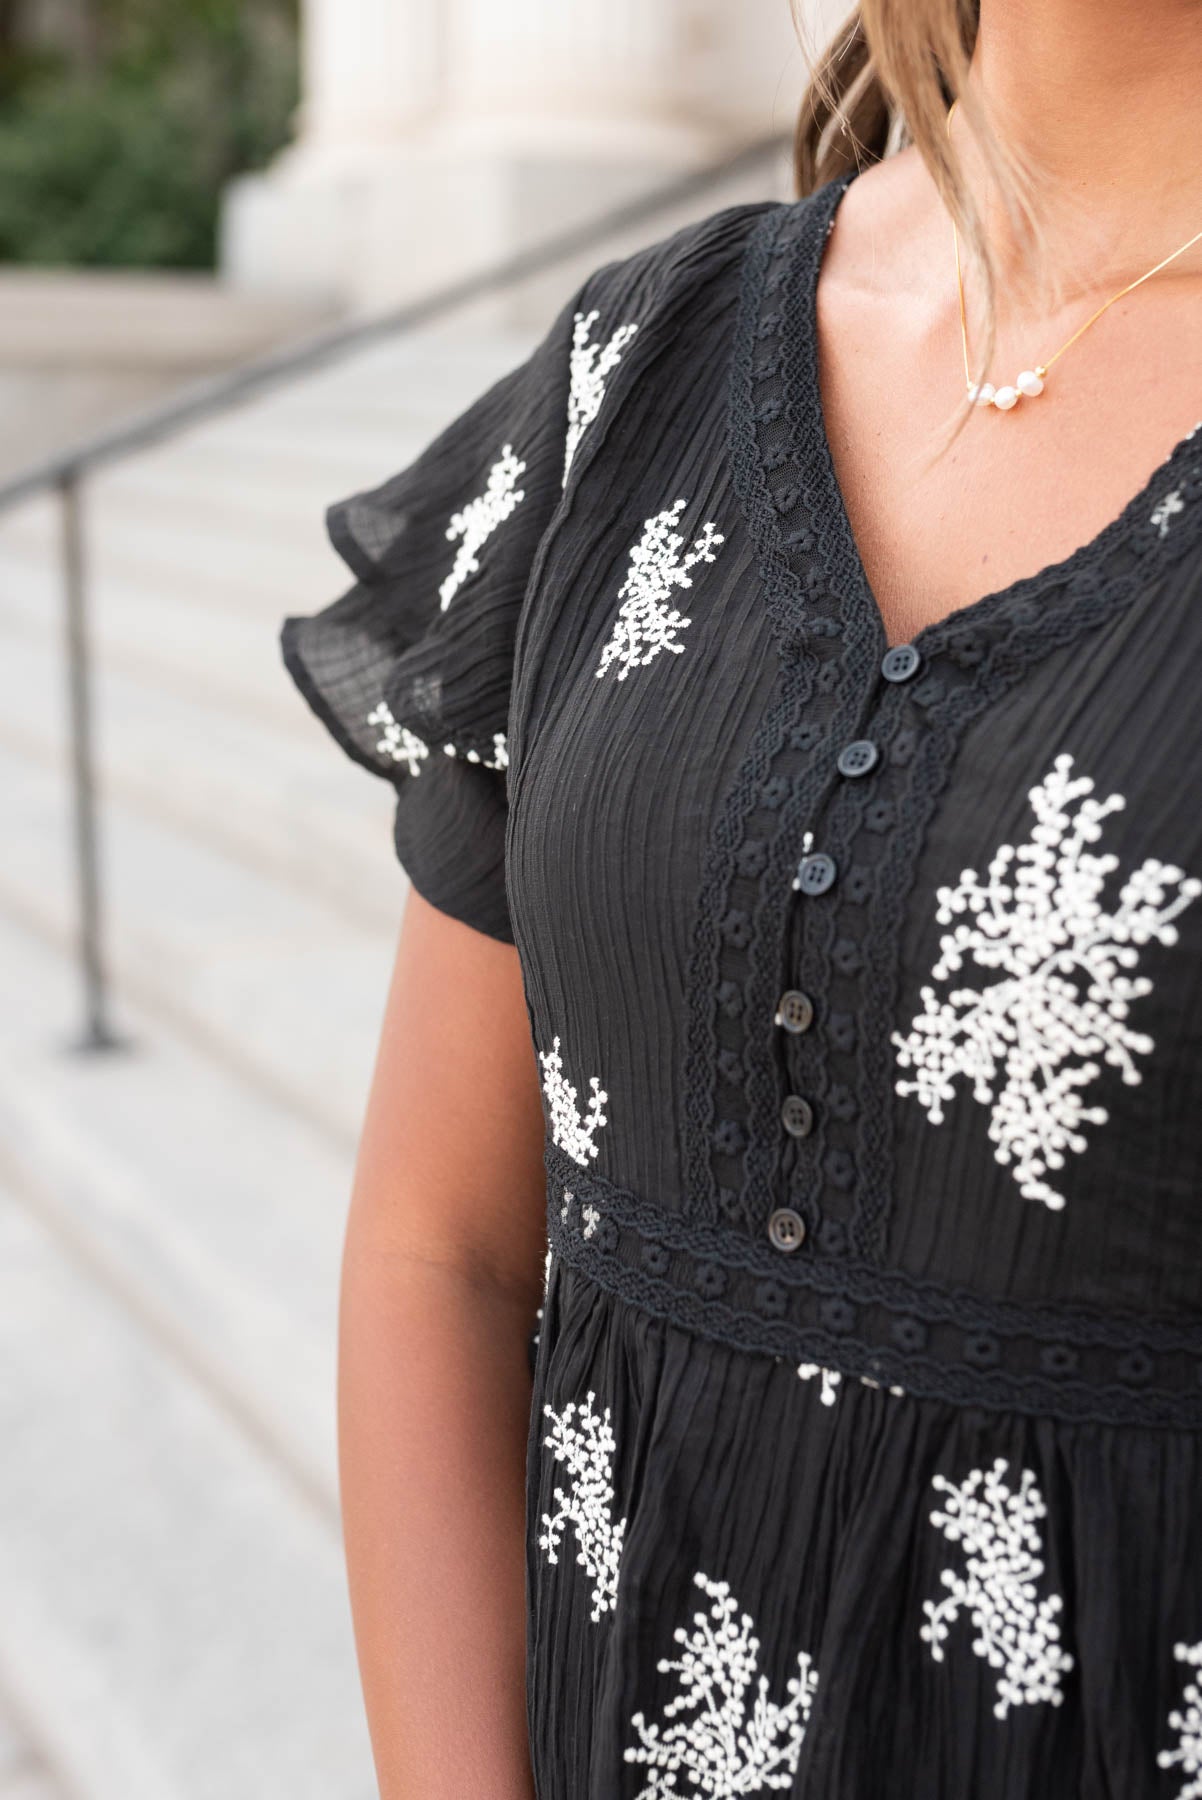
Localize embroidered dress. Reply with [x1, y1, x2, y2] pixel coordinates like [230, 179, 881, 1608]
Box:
[280, 173, 1202, 1799]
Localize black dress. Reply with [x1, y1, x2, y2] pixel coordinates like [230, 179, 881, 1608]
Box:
[280, 170, 1202, 1799]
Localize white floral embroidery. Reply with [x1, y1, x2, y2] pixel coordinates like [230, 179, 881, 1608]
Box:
[796, 1364, 905, 1404]
[560, 1188, 574, 1222]
[624, 1571, 818, 1796]
[539, 1392, 626, 1620]
[439, 444, 526, 611]
[920, 1457, 1073, 1719]
[1159, 1640, 1202, 1798]
[564, 310, 639, 486]
[441, 731, 509, 771]
[797, 1364, 842, 1406]
[1151, 489, 1186, 538]
[539, 1035, 608, 1165]
[893, 753, 1200, 1210]
[595, 501, 724, 682]
[367, 702, 430, 776]
[581, 1203, 600, 1239]
[368, 702, 509, 776]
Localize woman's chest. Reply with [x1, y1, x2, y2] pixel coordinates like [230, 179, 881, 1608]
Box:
[508, 480, 1202, 1305]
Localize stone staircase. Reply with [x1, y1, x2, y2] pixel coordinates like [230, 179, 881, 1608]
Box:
[0, 322, 536, 1798]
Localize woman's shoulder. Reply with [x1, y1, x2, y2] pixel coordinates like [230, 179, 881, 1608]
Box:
[573, 195, 792, 328]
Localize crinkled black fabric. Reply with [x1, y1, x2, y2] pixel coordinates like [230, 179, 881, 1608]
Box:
[282, 173, 1202, 1798]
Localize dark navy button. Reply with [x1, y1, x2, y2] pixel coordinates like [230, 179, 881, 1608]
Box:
[836, 739, 879, 778]
[793, 852, 837, 895]
[767, 1207, 807, 1253]
[881, 642, 922, 682]
[780, 1094, 814, 1138]
[774, 989, 814, 1033]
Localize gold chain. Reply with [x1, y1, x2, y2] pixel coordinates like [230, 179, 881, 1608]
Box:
[946, 96, 1202, 409]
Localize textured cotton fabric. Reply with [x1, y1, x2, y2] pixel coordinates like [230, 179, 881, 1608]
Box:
[281, 171, 1202, 1798]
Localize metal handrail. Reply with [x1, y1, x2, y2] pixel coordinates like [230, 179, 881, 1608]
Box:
[0, 133, 788, 514]
[7, 131, 789, 1050]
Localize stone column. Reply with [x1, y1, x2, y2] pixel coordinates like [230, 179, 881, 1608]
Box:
[443, 0, 703, 153]
[222, 0, 820, 311]
[299, 0, 441, 152]
[220, 0, 444, 300]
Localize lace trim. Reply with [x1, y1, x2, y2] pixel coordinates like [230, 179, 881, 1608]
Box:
[546, 1145, 1202, 1429]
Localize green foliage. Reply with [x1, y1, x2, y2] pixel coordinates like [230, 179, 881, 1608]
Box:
[0, 1, 298, 268]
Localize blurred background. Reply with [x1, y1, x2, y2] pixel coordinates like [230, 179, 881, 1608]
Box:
[0, 2, 840, 1793]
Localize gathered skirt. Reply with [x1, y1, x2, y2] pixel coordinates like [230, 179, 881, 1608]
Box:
[525, 1256, 1202, 1799]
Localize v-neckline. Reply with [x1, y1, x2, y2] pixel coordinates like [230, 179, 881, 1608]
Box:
[773, 167, 1202, 664]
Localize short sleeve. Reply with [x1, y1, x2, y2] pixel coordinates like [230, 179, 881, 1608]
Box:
[279, 280, 589, 944]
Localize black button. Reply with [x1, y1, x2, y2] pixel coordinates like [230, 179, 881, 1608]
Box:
[767, 1207, 807, 1253]
[793, 852, 837, 896]
[780, 1094, 814, 1138]
[881, 642, 921, 682]
[836, 739, 879, 778]
[774, 989, 814, 1033]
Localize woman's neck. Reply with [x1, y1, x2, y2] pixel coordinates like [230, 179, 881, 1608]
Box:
[966, 0, 1202, 287]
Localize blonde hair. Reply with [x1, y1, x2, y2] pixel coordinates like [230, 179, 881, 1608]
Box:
[793, 2, 1043, 401]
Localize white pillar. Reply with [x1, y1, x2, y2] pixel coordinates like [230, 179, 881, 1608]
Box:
[443, 0, 700, 153]
[220, 0, 443, 299]
[299, 0, 442, 152]
[221, 0, 818, 311]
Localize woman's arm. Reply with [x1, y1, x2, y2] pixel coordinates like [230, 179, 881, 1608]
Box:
[337, 886, 548, 1800]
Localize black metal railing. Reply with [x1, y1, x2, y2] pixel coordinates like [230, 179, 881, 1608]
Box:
[0, 133, 788, 1049]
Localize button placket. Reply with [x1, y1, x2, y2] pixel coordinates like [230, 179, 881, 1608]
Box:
[775, 687, 887, 1244]
[775, 658, 923, 1254]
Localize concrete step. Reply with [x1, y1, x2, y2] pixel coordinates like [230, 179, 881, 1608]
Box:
[0, 315, 549, 1800]
[0, 610, 401, 932]
[0, 536, 334, 734]
[0, 740, 399, 1143]
[0, 818, 373, 1800]
[0, 1183, 374, 1800]
[0, 915, 356, 1512]
[0, 328, 535, 740]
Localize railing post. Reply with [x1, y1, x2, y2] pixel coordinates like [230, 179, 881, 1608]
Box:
[60, 471, 122, 1052]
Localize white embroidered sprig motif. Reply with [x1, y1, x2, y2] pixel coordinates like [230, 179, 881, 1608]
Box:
[538, 1035, 608, 1165]
[539, 1392, 626, 1621]
[796, 1363, 842, 1407]
[441, 731, 509, 770]
[564, 310, 639, 485]
[624, 1571, 819, 1796]
[368, 702, 508, 774]
[796, 1364, 905, 1405]
[920, 1458, 1073, 1720]
[893, 753, 1201, 1210]
[1159, 1640, 1202, 1799]
[368, 702, 430, 776]
[595, 501, 724, 681]
[1151, 489, 1186, 539]
[440, 444, 526, 611]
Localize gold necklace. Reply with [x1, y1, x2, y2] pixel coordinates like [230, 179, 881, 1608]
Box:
[946, 97, 1202, 411]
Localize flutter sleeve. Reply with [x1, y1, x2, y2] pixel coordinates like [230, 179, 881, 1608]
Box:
[280, 281, 595, 944]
